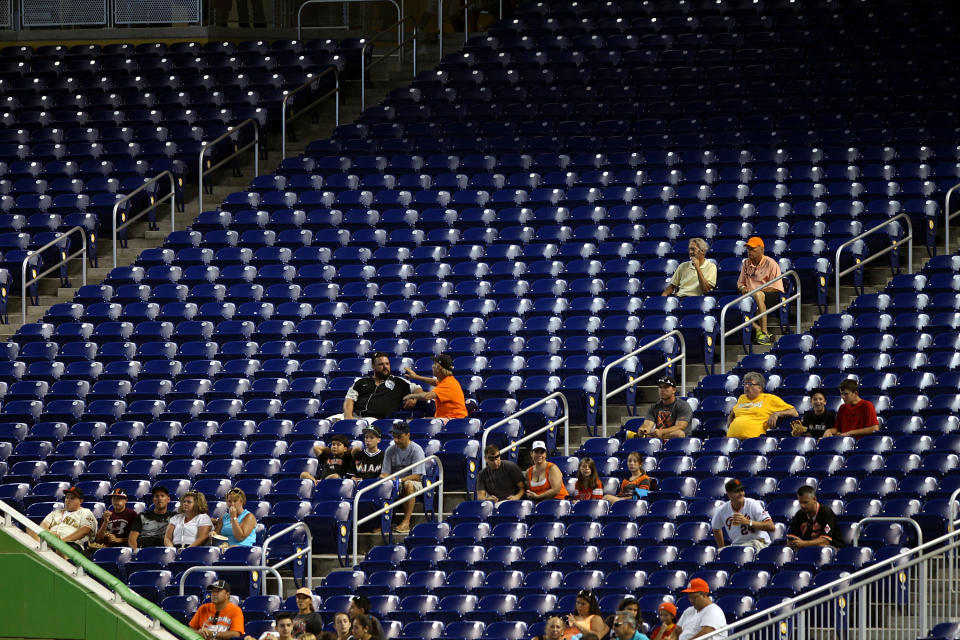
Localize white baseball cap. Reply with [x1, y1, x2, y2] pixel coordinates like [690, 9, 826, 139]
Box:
[531, 440, 547, 452]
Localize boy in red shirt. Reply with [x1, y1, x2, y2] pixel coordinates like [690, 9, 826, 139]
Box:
[824, 379, 879, 440]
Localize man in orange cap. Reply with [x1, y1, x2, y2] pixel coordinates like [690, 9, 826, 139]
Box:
[675, 578, 727, 639]
[737, 236, 784, 345]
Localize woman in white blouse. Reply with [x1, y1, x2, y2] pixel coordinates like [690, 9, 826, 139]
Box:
[164, 490, 213, 548]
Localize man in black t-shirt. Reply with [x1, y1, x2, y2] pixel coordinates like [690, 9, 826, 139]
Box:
[477, 444, 525, 502]
[790, 387, 836, 439]
[341, 352, 418, 420]
[128, 485, 174, 550]
[786, 485, 845, 549]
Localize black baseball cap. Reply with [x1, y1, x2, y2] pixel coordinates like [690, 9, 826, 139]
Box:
[64, 486, 84, 499]
[330, 434, 350, 446]
[432, 354, 454, 371]
[208, 579, 231, 592]
[725, 478, 745, 493]
[391, 422, 410, 434]
[151, 485, 170, 496]
[657, 376, 677, 387]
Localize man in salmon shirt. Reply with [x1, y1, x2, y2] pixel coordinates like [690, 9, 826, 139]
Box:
[404, 354, 468, 422]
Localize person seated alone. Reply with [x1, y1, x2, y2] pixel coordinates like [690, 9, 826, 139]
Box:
[790, 387, 836, 439]
[190, 579, 244, 640]
[604, 451, 651, 503]
[737, 236, 783, 346]
[403, 354, 468, 422]
[823, 379, 879, 440]
[786, 485, 845, 549]
[476, 444, 525, 502]
[628, 377, 694, 440]
[726, 372, 798, 439]
[662, 237, 717, 298]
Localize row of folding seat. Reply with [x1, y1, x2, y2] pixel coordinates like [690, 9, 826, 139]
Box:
[0, 39, 351, 59]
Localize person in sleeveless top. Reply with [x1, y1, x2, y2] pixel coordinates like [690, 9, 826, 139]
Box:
[564, 590, 608, 638]
[215, 488, 257, 547]
[524, 440, 568, 502]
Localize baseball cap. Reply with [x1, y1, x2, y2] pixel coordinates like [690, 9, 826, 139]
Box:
[745, 236, 764, 248]
[362, 425, 382, 438]
[151, 485, 170, 496]
[295, 587, 313, 597]
[531, 440, 547, 452]
[682, 578, 710, 593]
[64, 486, 84, 499]
[725, 478, 745, 493]
[391, 422, 410, 434]
[208, 580, 231, 592]
[108, 488, 128, 498]
[657, 376, 677, 387]
[432, 354, 454, 371]
[330, 433, 350, 446]
[658, 602, 678, 616]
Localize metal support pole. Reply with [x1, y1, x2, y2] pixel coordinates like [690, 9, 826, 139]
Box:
[834, 212, 913, 312]
[198, 119, 259, 215]
[111, 170, 176, 268]
[480, 391, 570, 467]
[21, 226, 88, 324]
[719, 270, 802, 372]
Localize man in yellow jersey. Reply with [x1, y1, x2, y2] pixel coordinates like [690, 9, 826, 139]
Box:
[726, 371, 797, 439]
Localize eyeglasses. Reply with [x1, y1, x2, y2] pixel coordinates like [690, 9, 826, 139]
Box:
[743, 381, 760, 387]
[485, 455, 500, 461]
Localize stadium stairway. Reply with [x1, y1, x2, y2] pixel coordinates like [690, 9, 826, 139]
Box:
[0, 30, 457, 339]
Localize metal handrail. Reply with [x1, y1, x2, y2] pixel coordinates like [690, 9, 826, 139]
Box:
[352, 454, 443, 565]
[480, 391, 570, 468]
[282, 66, 340, 159]
[719, 270, 802, 372]
[0, 499, 201, 640]
[112, 170, 176, 268]
[945, 182, 960, 254]
[950, 487, 960, 533]
[361, 16, 418, 110]
[298, 0, 401, 40]
[699, 518, 960, 639]
[852, 516, 923, 548]
[198, 118, 260, 215]
[179, 563, 284, 598]
[438, 0, 504, 53]
[834, 212, 913, 312]
[601, 330, 687, 437]
[20, 225, 87, 324]
[261, 521, 314, 590]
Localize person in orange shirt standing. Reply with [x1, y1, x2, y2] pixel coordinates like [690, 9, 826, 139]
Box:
[189, 580, 244, 640]
[404, 354, 468, 422]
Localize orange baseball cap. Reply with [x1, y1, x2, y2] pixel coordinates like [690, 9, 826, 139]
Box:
[658, 601, 678, 616]
[682, 578, 710, 593]
[745, 236, 764, 248]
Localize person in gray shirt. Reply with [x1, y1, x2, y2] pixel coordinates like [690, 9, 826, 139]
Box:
[629, 376, 694, 440]
[477, 445, 525, 502]
[380, 422, 425, 534]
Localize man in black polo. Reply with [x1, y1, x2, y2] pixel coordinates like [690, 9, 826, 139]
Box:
[339, 352, 418, 420]
[786, 485, 845, 549]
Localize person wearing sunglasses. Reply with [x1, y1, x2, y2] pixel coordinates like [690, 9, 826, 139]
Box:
[611, 612, 649, 640]
[477, 444, 525, 502]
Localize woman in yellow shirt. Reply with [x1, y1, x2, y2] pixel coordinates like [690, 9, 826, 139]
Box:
[726, 371, 798, 439]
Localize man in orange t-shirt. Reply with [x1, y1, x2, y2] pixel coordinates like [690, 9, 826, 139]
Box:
[189, 580, 244, 640]
[404, 354, 468, 421]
